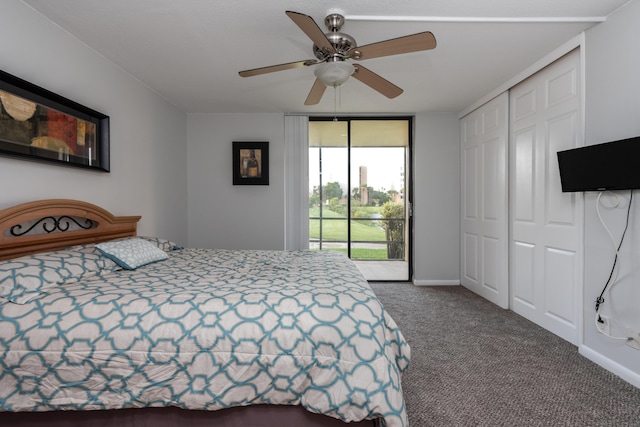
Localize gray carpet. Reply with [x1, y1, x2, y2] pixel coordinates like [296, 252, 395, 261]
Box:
[369, 283, 640, 427]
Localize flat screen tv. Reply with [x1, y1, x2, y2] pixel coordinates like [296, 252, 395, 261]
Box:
[557, 136, 640, 192]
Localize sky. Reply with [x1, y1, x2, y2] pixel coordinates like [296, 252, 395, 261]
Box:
[309, 146, 406, 194]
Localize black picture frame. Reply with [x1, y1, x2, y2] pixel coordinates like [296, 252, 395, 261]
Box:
[233, 141, 269, 185]
[0, 69, 110, 172]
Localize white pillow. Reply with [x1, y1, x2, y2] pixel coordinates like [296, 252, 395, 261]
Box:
[96, 238, 168, 270]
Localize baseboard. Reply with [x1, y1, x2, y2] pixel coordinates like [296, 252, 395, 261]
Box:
[580, 345, 640, 389]
[412, 279, 460, 286]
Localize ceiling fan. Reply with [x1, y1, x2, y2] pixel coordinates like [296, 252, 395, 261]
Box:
[238, 10, 436, 105]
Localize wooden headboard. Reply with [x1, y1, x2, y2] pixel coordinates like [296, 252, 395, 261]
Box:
[0, 199, 140, 260]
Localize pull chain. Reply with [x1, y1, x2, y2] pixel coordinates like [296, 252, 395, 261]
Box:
[333, 86, 338, 121]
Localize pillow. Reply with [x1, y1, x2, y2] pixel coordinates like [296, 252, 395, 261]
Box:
[138, 236, 183, 252]
[95, 238, 168, 270]
[0, 247, 119, 304]
[70, 245, 120, 271]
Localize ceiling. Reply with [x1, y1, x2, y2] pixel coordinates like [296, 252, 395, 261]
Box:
[22, 0, 630, 115]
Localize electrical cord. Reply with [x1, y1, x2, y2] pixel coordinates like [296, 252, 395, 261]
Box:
[594, 312, 632, 341]
[594, 190, 634, 341]
[594, 192, 623, 309]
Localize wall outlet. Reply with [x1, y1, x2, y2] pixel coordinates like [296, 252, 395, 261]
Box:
[596, 315, 610, 335]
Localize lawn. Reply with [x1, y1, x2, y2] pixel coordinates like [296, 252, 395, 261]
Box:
[309, 207, 386, 242]
[318, 247, 389, 260]
[308, 206, 405, 259]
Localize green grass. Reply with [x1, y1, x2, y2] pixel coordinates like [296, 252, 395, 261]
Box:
[309, 217, 386, 241]
[313, 247, 388, 260]
[353, 206, 383, 216]
[309, 206, 403, 260]
[309, 207, 386, 241]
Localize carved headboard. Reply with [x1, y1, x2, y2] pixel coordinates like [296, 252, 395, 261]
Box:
[0, 199, 140, 260]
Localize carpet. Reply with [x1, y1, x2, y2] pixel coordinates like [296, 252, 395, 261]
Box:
[370, 283, 640, 426]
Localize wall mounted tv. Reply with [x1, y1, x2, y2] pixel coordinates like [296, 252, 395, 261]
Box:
[557, 136, 640, 192]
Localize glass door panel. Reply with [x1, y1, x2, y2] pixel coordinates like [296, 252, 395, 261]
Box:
[349, 121, 409, 281]
[309, 121, 348, 254]
[309, 118, 411, 281]
[350, 146, 407, 250]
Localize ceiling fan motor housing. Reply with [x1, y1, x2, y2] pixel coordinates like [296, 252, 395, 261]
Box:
[313, 13, 356, 61]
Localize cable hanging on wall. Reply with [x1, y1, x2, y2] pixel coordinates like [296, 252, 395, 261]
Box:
[594, 190, 634, 341]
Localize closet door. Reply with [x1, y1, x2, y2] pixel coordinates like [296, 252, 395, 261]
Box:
[461, 93, 509, 308]
[509, 49, 583, 344]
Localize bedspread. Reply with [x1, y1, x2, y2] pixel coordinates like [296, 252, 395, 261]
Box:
[0, 249, 410, 427]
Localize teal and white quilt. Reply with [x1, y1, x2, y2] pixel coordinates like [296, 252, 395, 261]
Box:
[0, 249, 410, 427]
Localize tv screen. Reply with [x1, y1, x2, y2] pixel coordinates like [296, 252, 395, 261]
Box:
[557, 136, 640, 192]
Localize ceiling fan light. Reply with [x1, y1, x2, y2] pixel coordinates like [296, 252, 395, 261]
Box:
[314, 62, 355, 87]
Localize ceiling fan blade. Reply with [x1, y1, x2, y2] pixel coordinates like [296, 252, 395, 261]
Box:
[286, 11, 335, 54]
[304, 79, 327, 105]
[350, 31, 436, 61]
[239, 60, 316, 77]
[352, 65, 403, 99]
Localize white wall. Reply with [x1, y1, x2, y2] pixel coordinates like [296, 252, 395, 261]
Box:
[413, 113, 461, 284]
[187, 113, 285, 250]
[186, 112, 462, 283]
[0, 2, 188, 245]
[582, 0, 640, 385]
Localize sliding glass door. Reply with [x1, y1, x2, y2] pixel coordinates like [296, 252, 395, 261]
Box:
[309, 117, 412, 281]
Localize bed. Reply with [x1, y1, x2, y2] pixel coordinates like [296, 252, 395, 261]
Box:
[0, 199, 410, 427]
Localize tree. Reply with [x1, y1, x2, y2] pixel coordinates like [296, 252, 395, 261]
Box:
[369, 187, 391, 206]
[351, 186, 361, 202]
[309, 186, 320, 208]
[323, 181, 343, 202]
[380, 201, 404, 259]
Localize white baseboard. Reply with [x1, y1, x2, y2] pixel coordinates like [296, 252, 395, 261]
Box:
[412, 279, 460, 286]
[580, 345, 640, 389]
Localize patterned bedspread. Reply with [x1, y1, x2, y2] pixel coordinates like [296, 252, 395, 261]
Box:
[0, 249, 410, 427]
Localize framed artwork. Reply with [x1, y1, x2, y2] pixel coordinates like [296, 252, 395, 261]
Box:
[0, 69, 110, 172]
[233, 141, 269, 185]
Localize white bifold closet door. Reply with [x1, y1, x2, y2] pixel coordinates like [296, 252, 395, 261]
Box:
[509, 48, 583, 344]
[461, 48, 583, 345]
[460, 93, 509, 309]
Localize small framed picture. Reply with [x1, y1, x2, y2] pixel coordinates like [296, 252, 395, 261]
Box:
[233, 141, 269, 185]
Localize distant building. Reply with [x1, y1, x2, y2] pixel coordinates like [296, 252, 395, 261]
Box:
[359, 166, 368, 205]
